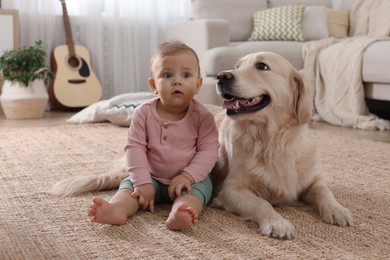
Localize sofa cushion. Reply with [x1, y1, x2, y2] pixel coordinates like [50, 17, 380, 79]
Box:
[326, 9, 349, 38]
[191, 0, 267, 42]
[362, 40, 390, 84]
[364, 83, 390, 101]
[248, 5, 305, 41]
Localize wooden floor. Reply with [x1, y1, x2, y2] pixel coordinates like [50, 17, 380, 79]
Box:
[0, 111, 75, 128]
[0, 111, 389, 143]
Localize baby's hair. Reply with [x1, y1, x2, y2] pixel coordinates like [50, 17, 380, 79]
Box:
[150, 41, 201, 77]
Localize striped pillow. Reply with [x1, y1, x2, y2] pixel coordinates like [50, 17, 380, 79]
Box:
[248, 5, 305, 41]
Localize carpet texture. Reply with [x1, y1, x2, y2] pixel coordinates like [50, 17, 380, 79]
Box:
[0, 123, 389, 259]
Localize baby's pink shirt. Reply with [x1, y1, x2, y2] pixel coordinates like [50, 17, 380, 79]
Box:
[124, 98, 219, 187]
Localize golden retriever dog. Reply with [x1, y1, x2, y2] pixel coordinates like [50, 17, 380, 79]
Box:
[208, 52, 352, 239]
[49, 52, 352, 239]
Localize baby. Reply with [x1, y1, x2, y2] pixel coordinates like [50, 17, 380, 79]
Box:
[88, 41, 219, 230]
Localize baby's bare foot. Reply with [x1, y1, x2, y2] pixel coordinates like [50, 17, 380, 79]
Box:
[88, 197, 128, 225]
[165, 203, 199, 230]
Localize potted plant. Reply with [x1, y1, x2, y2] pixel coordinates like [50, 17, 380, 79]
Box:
[0, 40, 53, 119]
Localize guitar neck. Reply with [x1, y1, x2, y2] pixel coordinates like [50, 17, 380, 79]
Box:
[60, 0, 76, 57]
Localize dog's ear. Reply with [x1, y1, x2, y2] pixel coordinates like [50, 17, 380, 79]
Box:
[291, 70, 312, 124]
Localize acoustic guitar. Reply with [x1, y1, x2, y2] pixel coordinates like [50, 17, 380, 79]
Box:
[49, 0, 102, 110]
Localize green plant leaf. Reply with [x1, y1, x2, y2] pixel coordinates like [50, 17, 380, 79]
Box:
[0, 40, 53, 87]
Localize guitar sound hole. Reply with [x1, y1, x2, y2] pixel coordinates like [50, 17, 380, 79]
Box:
[68, 56, 80, 68]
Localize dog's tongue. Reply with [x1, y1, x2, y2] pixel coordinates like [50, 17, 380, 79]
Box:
[223, 97, 262, 110]
[223, 99, 238, 110]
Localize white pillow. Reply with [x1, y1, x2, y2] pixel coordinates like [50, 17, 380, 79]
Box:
[192, 0, 267, 41]
[67, 92, 155, 126]
[268, 0, 331, 8]
[100, 99, 151, 127]
[302, 6, 329, 40]
[340, 0, 355, 10]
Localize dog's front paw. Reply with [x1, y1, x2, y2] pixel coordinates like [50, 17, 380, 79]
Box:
[259, 216, 296, 239]
[320, 202, 353, 227]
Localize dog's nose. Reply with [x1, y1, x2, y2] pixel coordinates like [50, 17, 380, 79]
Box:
[217, 72, 234, 84]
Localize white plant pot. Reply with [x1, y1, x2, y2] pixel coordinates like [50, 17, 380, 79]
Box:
[0, 79, 49, 119]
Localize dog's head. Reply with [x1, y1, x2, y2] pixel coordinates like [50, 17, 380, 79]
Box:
[216, 52, 312, 124]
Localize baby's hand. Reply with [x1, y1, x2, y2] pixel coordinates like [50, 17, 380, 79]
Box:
[131, 183, 155, 212]
[168, 172, 193, 201]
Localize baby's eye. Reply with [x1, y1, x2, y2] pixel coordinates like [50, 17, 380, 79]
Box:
[182, 72, 191, 78]
[162, 72, 172, 78]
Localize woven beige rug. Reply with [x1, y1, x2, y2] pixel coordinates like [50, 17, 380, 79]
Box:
[0, 123, 389, 259]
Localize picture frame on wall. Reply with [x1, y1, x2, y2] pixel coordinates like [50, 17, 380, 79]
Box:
[0, 9, 19, 113]
[0, 9, 20, 55]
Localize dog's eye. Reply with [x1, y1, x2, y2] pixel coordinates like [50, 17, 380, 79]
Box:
[255, 62, 269, 71]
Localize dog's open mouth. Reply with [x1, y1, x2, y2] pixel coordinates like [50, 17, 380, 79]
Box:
[222, 94, 270, 116]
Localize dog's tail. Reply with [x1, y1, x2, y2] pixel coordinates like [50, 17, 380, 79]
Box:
[48, 157, 128, 197]
[48, 172, 129, 196]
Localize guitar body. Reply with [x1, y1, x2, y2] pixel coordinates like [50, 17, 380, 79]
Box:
[49, 45, 102, 109]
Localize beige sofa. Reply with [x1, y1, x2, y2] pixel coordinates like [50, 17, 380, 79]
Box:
[165, 0, 390, 122]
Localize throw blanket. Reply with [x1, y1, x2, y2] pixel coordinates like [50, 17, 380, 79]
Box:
[302, 0, 390, 130]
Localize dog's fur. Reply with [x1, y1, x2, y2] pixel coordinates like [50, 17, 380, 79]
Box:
[208, 52, 352, 239]
[49, 52, 352, 239]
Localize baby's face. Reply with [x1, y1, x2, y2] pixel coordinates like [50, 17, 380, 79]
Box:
[150, 51, 202, 109]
